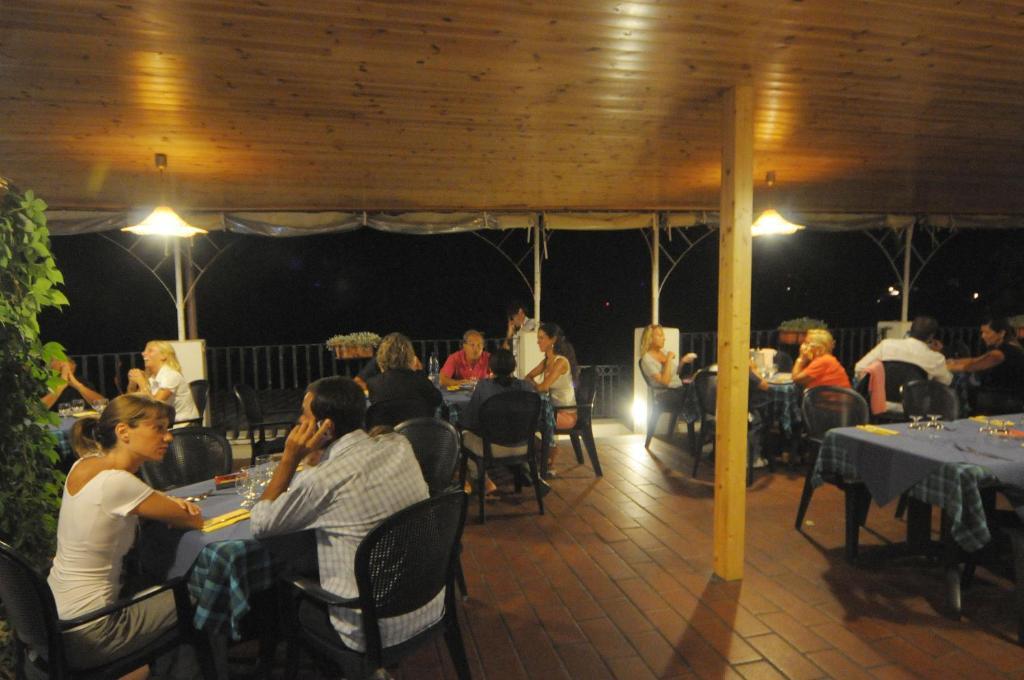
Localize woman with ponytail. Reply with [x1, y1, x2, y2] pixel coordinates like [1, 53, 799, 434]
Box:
[48, 394, 204, 677]
[126, 340, 199, 424]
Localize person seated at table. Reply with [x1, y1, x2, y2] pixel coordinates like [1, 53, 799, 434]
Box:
[792, 329, 851, 389]
[639, 324, 698, 406]
[47, 394, 203, 678]
[946, 317, 1024, 412]
[42, 357, 106, 411]
[366, 332, 441, 411]
[460, 349, 536, 495]
[853, 315, 953, 385]
[126, 340, 200, 425]
[439, 329, 491, 387]
[250, 376, 442, 653]
[525, 322, 579, 468]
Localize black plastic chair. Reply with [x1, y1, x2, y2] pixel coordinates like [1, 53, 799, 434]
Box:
[902, 379, 959, 421]
[542, 366, 603, 476]
[284, 490, 471, 680]
[189, 379, 210, 422]
[856, 361, 927, 423]
[795, 386, 870, 559]
[459, 390, 543, 523]
[394, 417, 468, 598]
[365, 398, 436, 430]
[639, 358, 693, 451]
[139, 427, 233, 491]
[394, 417, 462, 496]
[0, 539, 216, 680]
[234, 384, 294, 465]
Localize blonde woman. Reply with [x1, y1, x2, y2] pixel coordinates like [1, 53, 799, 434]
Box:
[639, 324, 697, 390]
[49, 394, 203, 676]
[366, 332, 441, 409]
[792, 329, 850, 389]
[127, 340, 200, 424]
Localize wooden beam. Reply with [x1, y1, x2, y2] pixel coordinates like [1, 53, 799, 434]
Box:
[714, 84, 753, 581]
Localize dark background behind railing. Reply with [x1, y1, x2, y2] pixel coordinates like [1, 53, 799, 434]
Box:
[69, 326, 980, 433]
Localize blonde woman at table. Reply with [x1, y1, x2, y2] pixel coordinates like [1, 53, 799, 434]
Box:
[126, 340, 199, 425]
[639, 324, 698, 405]
[792, 329, 851, 390]
[48, 394, 203, 678]
[525, 323, 578, 468]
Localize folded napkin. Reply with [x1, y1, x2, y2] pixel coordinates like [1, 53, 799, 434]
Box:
[855, 424, 900, 436]
[970, 416, 991, 423]
[202, 508, 251, 533]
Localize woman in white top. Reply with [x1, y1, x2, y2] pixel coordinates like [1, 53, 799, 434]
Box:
[639, 324, 697, 408]
[127, 340, 200, 425]
[48, 394, 203, 677]
[526, 323, 577, 467]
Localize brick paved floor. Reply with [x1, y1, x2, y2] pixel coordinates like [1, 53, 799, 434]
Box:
[295, 432, 1024, 679]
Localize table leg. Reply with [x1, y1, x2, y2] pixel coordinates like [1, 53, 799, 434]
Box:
[940, 513, 962, 619]
[906, 497, 932, 552]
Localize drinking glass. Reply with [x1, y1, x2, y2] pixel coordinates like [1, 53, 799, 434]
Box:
[235, 468, 260, 509]
[71, 399, 85, 414]
[926, 414, 943, 430]
[91, 398, 108, 414]
[908, 415, 923, 430]
[58, 403, 72, 418]
[989, 419, 1006, 437]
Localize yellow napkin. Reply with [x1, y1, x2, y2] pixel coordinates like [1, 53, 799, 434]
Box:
[970, 416, 990, 423]
[202, 508, 251, 533]
[446, 385, 461, 391]
[855, 424, 900, 436]
[71, 410, 98, 418]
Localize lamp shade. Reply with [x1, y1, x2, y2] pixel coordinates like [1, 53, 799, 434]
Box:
[123, 206, 206, 237]
[751, 208, 804, 237]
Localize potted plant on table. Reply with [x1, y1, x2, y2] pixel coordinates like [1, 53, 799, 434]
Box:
[326, 332, 382, 359]
[777, 317, 828, 345]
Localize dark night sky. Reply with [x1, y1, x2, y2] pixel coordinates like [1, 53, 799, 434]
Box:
[39, 227, 1024, 366]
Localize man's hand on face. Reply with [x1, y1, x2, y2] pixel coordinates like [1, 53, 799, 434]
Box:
[283, 419, 331, 463]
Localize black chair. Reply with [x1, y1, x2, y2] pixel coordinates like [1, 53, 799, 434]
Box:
[365, 398, 436, 430]
[795, 386, 870, 559]
[234, 384, 294, 465]
[394, 417, 462, 496]
[139, 427, 233, 491]
[394, 417, 468, 598]
[856, 361, 927, 423]
[639, 358, 693, 451]
[459, 390, 543, 523]
[189, 379, 210, 422]
[0, 539, 216, 680]
[284, 490, 471, 680]
[902, 379, 959, 421]
[542, 366, 603, 477]
[691, 368, 718, 478]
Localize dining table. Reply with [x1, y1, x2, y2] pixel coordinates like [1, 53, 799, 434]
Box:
[811, 414, 1024, 616]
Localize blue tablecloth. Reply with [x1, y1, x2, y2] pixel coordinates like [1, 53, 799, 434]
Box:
[812, 415, 1024, 552]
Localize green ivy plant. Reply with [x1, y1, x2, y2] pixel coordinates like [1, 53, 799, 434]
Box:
[0, 180, 69, 672]
[778, 316, 829, 332]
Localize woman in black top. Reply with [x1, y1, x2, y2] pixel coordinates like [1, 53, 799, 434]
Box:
[947, 317, 1024, 412]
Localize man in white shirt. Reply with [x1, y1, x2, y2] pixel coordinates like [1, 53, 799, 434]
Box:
[250, 377, 440, 652]
[854, 316, 953, 385]
[501, 300, 536, 359]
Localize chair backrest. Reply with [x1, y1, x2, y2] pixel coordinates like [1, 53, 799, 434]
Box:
[0, 540, 65, 676]
[901, 380, 959, 421]
[882, 361, 927, 402]
[365, 398, 436, 430]
[233, 384, 264, 425]
[394, 418, 462, 496]
[693, 368, 718, 419]
[775, 351, 794, 372]
[478, 390, 541, 448]
[140, 427, 233, 491]
[354, 489, 467, 665]
[574, 366, 598, 426]
[802, 386, 869, 441]
[189, 380, 210, 419]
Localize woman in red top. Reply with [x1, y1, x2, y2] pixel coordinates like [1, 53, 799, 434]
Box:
[792, 329, 851, 389]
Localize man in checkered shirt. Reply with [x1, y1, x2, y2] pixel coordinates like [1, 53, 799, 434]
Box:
[250, 376, 442, 652]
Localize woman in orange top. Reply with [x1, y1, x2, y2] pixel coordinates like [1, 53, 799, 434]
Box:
[792, 329, 851, 389]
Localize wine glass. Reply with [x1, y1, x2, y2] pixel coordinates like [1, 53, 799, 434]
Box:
[908, 415, 923, 430]
[235, 467, 260, 509]
[926, 414, 943, 430]
[91, 398, 108, 414]
[58, 403, 72, 418]
[71, 399, 85, 414]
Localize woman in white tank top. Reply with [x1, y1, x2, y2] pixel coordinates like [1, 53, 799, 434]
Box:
[526, 323, 578, 468]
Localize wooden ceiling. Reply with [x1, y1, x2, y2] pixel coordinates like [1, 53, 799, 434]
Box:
[4, 0, 1024, 213]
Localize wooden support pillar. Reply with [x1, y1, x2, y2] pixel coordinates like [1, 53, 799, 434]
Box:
[714, 85, 754, 581]
[651, 215, 660, 324]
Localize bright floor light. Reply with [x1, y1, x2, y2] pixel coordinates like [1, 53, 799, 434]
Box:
[123, 206, 206, 237]
[751, 209, 804, 237]
[631, 396, 648, 431]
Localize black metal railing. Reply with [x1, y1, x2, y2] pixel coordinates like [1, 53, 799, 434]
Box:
[67, 326, 980, 432]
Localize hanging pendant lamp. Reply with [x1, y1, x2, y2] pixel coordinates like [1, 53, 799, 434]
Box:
[752, 171, 804, 237]
[123, 154, 206, 237]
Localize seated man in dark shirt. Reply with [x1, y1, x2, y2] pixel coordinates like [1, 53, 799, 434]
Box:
[42, 358, 105, 411]
[366, 333, 441, 410]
